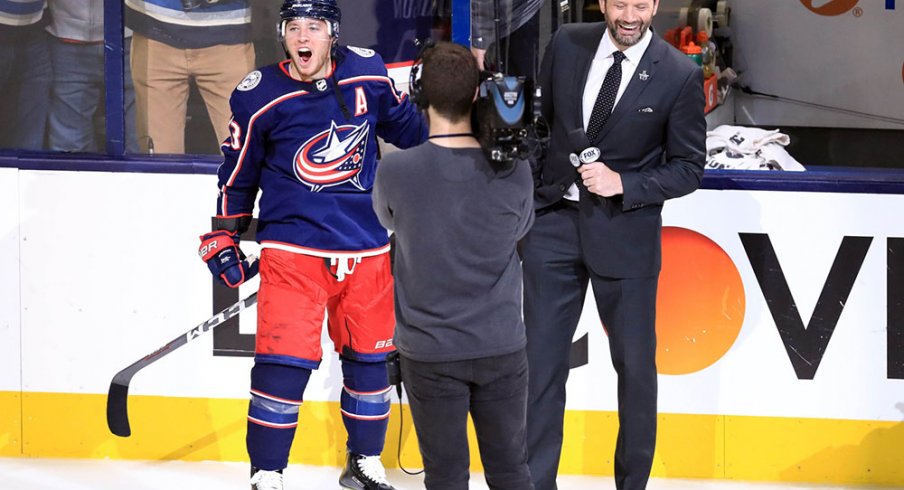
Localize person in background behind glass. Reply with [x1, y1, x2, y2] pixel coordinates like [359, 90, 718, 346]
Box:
[470, 0, 544, 79]
[46, 0, 138, 153]
[0, 0, 51, 151]
[125, 0, 254, 154]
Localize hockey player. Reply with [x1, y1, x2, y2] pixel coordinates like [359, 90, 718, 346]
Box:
[197, 1, 427, 489]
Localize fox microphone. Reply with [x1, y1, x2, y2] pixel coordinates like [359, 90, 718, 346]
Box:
[567, 128, 600, 168]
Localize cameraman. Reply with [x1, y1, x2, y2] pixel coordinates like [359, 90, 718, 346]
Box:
[372, 41, 535, 490]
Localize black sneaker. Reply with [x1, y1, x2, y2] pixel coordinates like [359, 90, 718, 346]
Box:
[250, 466, 284, 490]
[338, 452, 396, 490]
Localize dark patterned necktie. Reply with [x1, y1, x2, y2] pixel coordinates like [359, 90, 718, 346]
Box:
[586, 50, 626, 141]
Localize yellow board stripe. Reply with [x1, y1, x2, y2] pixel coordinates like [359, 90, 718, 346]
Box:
[2, 391, 902, 486]
[0, 391, 21, 456]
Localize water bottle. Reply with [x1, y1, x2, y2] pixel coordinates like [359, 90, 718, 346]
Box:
[682, 41, 703, 67]
[696, 32, 716, 78]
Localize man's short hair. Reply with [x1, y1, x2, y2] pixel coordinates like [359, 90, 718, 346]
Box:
[421, 42, 479, 123]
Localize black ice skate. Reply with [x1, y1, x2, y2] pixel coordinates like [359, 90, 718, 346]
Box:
[338, 452, 396, 490]
[250, 466, 284, 490]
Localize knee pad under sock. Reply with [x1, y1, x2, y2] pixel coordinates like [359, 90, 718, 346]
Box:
[247, 362, 311, 470]
[340, 357, 392, 456]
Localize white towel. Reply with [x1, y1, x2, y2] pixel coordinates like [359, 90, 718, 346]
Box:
[705, 125, 805, 171]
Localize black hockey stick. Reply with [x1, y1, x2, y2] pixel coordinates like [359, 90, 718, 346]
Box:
[106, 291, 258, 437]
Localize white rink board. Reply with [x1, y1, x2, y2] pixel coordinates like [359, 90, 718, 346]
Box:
[8, 169, 904, 422]
[567, 189, 904, 421]
[0, 168, 21, 392]
[15, 170, 348, 402]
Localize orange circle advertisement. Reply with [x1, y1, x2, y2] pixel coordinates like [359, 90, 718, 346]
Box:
[655, 227, 745, 375]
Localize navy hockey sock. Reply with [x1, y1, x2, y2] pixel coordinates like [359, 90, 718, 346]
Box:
[340, 357, 392, 456]
[247, 362, 311, 470]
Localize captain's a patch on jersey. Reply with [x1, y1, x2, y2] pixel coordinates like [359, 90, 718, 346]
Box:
[237, 71, 262, 91]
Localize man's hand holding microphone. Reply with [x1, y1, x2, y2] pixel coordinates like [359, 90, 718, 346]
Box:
[568, 128, 623, 198]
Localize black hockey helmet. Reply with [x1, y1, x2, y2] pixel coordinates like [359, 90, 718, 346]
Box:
[277, 0, 341, 45]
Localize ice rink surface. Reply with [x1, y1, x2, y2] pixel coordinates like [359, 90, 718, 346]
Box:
[2, 457, 892, 490]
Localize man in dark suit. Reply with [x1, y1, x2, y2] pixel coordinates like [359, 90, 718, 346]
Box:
[520, 1, 706, 489]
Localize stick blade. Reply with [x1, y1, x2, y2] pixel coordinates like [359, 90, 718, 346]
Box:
[106, 380, 132, 437]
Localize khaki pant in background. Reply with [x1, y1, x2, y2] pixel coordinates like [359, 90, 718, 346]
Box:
[131, 33, 255, 154]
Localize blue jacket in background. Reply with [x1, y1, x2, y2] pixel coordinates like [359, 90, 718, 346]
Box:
[124, 0, 251, 49]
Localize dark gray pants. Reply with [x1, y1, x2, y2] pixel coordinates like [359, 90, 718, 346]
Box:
[520, 206, 659, 490]
[400, 349, 535, 490]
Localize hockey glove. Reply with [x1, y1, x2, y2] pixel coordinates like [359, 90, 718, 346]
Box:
[198, 230, 259, 288]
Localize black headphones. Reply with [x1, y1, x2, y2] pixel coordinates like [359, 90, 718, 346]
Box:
[408, 38, 436, 110]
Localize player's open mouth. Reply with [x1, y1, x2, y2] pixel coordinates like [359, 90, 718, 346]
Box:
[298, 48, 312, 63]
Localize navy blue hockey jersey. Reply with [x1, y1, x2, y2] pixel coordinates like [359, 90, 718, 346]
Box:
[216, 46, 427, 258]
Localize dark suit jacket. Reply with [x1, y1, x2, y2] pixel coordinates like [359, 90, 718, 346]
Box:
[535, 23, 706, 279]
